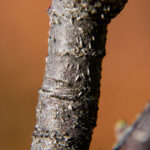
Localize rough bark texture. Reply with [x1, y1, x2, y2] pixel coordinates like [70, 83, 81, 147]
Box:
[114, 103, 150, 150]
[31, 0, 127, 149]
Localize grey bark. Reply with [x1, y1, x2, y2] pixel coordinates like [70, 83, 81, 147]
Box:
[31, 0, 127, 150]
[114, 103, 150, 150]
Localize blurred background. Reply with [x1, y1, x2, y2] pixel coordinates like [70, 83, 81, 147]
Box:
[0, 0, 150, 150]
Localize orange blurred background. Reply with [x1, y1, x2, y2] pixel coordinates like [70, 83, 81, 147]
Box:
[0, 0, 150, 150]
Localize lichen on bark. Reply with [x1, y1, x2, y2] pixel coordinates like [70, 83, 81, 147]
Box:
[31, 0, 127, 150]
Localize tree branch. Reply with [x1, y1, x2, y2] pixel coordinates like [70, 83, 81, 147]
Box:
[114, 102, 150, 150]
[31, 0, 127, 149]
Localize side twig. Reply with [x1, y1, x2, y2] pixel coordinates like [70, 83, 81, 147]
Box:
[114, 102, 150, 150]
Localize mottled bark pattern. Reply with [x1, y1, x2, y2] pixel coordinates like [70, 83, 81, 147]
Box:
[31, 0, 127, 150]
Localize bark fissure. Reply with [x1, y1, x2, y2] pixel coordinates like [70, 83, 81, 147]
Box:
[31, 0, 127, 149]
